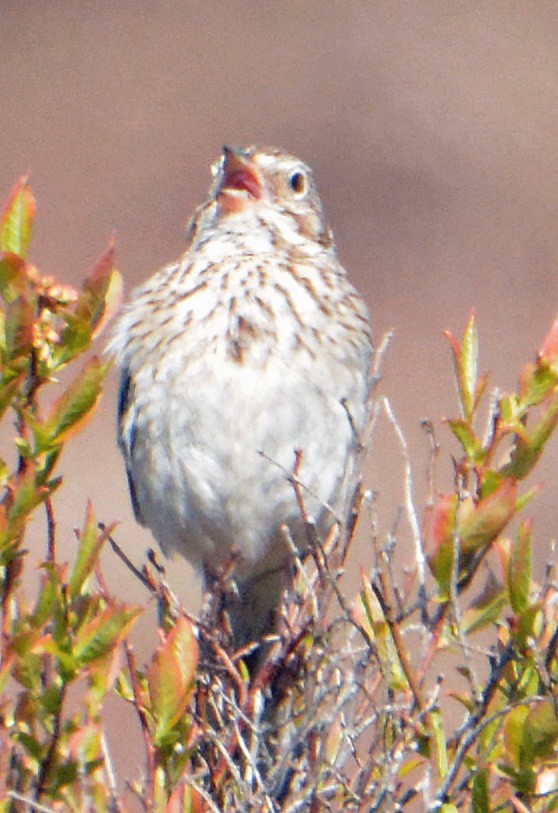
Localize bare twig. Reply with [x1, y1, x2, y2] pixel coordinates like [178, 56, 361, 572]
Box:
[382, 397, 428, 621]
[44, 496, 56, 563]
[101, 523, 158, 595]
[35, 683, 67, 802]
[123, 641, 155, 809]
[431, 641, 515, 809]
[9, 791, 56, 813]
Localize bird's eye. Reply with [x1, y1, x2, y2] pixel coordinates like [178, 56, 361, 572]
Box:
[289, 171, 306, 196]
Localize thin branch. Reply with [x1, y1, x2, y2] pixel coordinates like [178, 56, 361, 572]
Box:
[101, 523, 158, 595]
[9, 791, 56, 813]
[431, 641, 515, 809]
[44, 496, 56, 564]
[100, 730, 122, 813]
[382, 397, 428, 619]
[370, 580, 426, 714]
[34, 683, 67, 802]
[123, 641, 155, 809]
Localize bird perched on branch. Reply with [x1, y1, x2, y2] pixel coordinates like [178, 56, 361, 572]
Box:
[110, 145, 372, 649]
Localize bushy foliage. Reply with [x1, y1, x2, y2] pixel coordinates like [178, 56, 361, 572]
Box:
[2, 179, 558, 812]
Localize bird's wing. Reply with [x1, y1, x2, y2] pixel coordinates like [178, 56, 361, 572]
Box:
[117, 367, 146, 526]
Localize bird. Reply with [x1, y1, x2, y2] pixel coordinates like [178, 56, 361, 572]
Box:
[110, 145, 372, 650]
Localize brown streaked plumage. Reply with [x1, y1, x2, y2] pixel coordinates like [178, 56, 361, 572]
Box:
[109, 146, 372, 648]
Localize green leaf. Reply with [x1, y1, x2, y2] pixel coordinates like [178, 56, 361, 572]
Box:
[460, 311, 478, 421]
[356, 568, 409, 690]
[16, 731, 44, 762]
[519, 358, 558, 409]
[0, 373, 24, 422]
[56, 313, 92, 363]
[115, 669, 134, 703]
[6, 467, 49, 531]
[69, 502, 111, 599]
[40, 683, 64, 716]
[504, 705, 530, 769]
[522, 700, 558, 764]
[74, 605, 139, 666]
[170, 615, 199, 688]
[33, 564, 63, 627]
[514, 605, 542, 651]
[463, 574, 506, 634]
[515, 484, 539, 514]
[508, 519, 532, 614]
[479, 469, 503, 498]
[430, 708, 448, 778]
[446, 419, 483, 460]
[0, 176, 36, 258]
[51, 760, 79, 792]
[445, 312, 480, 422]
[471, 768, 490, 813]
[499, 393, 519, 425]
[43, 356, 110, 446]
[502, 394, 558, 480]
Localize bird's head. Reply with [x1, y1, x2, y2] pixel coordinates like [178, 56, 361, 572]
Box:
[208, 145, 334, 247]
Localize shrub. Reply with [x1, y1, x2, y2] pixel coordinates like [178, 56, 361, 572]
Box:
[1, 179, 558, 812]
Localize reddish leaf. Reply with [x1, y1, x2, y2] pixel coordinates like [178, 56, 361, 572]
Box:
[539, 316, 558, 363]
[92, 266, 123, 339]
[5, 295, 34, 360]
[167, 784, 204, 813]
[459, 478, 518, 555]
[427, 493, 458, 595]
[429, 481, 517, 595]
[74, 244, 122, 336]
[444, 329, 462, 369]
[430, 493, 458, 549]
[0, 253, 28, 300]
[147, 616, 198, 741]
[473, 370, 490, 412]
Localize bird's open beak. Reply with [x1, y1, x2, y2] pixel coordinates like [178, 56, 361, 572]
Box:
[218, 147, 263, 211]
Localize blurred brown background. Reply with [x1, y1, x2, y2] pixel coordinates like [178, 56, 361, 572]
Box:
[2, 0, 558, 785]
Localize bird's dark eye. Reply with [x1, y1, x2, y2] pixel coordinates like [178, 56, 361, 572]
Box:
[289, 171, 306, 195]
